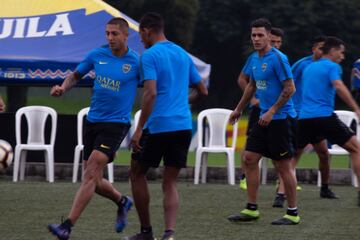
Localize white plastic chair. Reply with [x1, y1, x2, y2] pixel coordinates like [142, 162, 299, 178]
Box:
[194, 108, 238, 185]
[13, 106, 57, 182]
[72, 107, 114, 183]
[317, 110, 359, 187]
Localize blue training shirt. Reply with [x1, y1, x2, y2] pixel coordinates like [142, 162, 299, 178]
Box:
[291, 55, 313, 116]
[140, 41, 201, 134]
[76, 45, 140, 123]
[242, 52, 260, 105]
[352, 59, 360, 89]
[300, 58, 342, 119]
[250, 48, 296, 120]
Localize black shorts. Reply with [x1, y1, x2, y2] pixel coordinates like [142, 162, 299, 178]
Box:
[297, 114, 355, 149]
[132, 129, 192, 168]
[245, 117, 297, 160]
[83, 120, 130, 162]
[246, 106, 261, 136]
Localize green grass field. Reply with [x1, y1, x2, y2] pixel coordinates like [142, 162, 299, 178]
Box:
[114, 150, 350, 169]
[0, 181, 359, 240]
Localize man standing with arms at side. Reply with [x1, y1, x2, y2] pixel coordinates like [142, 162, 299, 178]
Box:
[48, 18, 139, 239]
[228, 18, 300, 225]
[298, 36, 360, 207]
[237, 26, 285, 190]
[128, 12, 208, 240]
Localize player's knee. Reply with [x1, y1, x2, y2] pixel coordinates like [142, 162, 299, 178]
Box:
[242, 153, 258, 168]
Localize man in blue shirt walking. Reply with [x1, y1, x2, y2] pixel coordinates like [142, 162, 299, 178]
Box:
[48, 18, 139, 240]
[228, 18, 299, 225]
[298, 36, 360, 207]
[128, 12, 208, 240]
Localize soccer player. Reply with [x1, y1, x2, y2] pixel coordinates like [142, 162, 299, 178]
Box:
[0, 96, 5, 112]
[351, 58, 360, 105]
[273, 36, 338, 208]
[270, 27, 284, 50]
[298, 36, 360, 207]
[128, 12, 208, 240]
[47, 18, 139, 239]
[227, 18, 300, 225]
[237, 27, 285, 191]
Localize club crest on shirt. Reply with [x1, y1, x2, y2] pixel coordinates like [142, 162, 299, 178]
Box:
[122, 64, 131, 73]
[261, 63, 267, 72]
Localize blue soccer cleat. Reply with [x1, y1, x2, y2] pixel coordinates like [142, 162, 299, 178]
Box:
[48, 223, 71, 240]
[116, 196, 133, 233]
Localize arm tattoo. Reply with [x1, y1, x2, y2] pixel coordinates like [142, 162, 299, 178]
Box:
[271, 79, 295, 113]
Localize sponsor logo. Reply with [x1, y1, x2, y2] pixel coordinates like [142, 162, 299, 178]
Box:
[280, 151, 288, 156]
[100, 144, 111, 150]
[0, 13, 74, 39]
[99, 61, 108, 65]
[96, 75, 120, 91]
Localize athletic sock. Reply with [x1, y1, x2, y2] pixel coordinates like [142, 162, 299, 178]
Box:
[62, 219, 73, 229]
[117, 196, 128, 207]
[163, 230, 175, 238]
[286, 207, 298, 216]
[141, 226, 153, 235]
[321, 184, 329, 190]
[246, 203, 258, 211]
[276, 193, 285, 198]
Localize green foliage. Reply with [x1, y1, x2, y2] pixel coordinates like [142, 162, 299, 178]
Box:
[104, 0, 200, 50]
[192, 0, 360, 109]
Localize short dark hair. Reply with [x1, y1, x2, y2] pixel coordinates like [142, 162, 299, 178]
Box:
[107, 17, 129, 29]
[270, 27, 284, 38]
[139, 12, 164, 33]
[313, 35, 327, 45]
[251, 18, 272, 32]
[321, 36, 345, 54]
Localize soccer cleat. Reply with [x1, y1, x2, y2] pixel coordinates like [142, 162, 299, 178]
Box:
[116, 196, 133, 233]
[239, 178, 247, 190]
[272, 194, 285, 208]
[227, 209, 259, 222]
[271, 214, 300, 225]
[161, 234, 175, 240]
[48, 223, 71, 240]
[320, 188, 339, 199]
[296, 185, 302, 191]
[123, 232, 156, 240]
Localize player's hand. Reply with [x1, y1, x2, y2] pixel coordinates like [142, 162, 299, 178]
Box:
[0, 97, 6, 112]
[50, 85, 65, 97]
[250, 97, 259, 107]
[258, 110, 274, 126]
[355, 109, 360, 124]
[130, 128, 142, 152]
[229, 110, 242, 125]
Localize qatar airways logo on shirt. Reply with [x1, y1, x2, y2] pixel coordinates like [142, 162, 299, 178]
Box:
[0, 13, 74, 39]
[256, 80, 267, 90]
[96, 75, 120, 91]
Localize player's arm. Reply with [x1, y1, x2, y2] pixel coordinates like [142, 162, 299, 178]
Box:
[238, 72, 259, 107]
[230, 78, 256, 124]
[50, 71, 83, 97]
[189, 79, 208, 104]
[130, 80, 156, 151]
[0, 96, 5, 112]
[260, 78, 295, 126]
[333, 80, 360, 118]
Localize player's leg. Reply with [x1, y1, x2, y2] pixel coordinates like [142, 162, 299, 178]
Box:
[313, 140, 338, 198]
[129, 129, 163, 240]
[160, 130, 191, 240]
